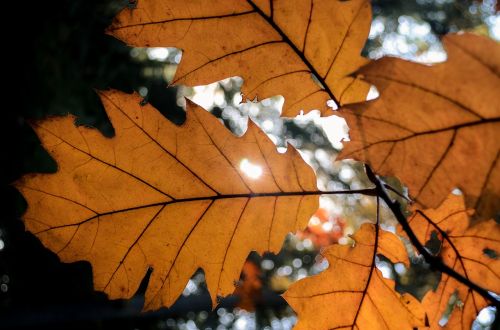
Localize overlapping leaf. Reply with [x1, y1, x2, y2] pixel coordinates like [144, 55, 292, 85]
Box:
[284, 223, 424, 330]
[339, 33, 500, 220]
[15, 90, 319, 310]
[108, 0, 372, 116]
[398, 194, 500, 329]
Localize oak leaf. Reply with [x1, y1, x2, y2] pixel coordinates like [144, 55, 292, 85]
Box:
[338, 33, 500, 220]
[108, 0, 372, 116]
[398, 194, 500, 329]
[284, 223, 424, 330]
[15, 90, 319, 310]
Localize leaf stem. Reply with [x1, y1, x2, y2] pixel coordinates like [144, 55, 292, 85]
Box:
[365, 165, 499, 307]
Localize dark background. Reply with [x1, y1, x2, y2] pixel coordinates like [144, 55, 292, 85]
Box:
[1, 1, 201, 329]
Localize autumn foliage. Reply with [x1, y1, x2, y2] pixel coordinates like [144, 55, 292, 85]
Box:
[16, 90, 320, 310]
[15, 1, 499, 329]
[339, 33, 500, 221]
[399, 195, 500, 329]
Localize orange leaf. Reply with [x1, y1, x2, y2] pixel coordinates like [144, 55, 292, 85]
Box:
[339, 33, 500, 220]
[284, 223, 424, 330]
[398, 194, 500, 329]
[108, 0, 372, 116]
[15, 90, 319, 311]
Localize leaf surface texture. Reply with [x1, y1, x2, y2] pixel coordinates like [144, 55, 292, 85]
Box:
[15, 90, 319, 310]
[109, 0, 372, 115]
[284, 223, 425, 330]
[339, 33, 500, 220]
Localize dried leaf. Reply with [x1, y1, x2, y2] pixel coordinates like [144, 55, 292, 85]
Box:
[234, 260, 262, 311]
[15, 90, 319, 310]
[339, 33, 500, 220]
[284, 223, 424, 330]
[108, 0, 372, 116]
[398, 194, 500, 329]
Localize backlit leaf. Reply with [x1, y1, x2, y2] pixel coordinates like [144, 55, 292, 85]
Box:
[108, 0, 372, 116]
[284, 223, 424, 330]
[339, 33, 500, 220]
[15, 90, 319, 310]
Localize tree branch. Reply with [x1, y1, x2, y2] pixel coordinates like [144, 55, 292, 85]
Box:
[365, 165, 499, 307]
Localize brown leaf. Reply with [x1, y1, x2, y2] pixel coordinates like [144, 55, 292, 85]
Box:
[108, 0, 372, 116]
[234, 260, 262, 311]
[15, 90, 319, 311]
[398, 194, 500, 329]
[284, 223, 424, 330]
[338, 33, 500, 220]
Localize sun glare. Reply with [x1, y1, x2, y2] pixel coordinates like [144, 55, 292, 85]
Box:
[239, 159, 263, 179]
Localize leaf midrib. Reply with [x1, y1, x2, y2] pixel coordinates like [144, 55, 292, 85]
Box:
[343, 117, 500, 158]
[34, 188, 377, 234]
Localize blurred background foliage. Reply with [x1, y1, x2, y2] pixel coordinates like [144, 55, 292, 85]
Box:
[1, 0, 498, 329]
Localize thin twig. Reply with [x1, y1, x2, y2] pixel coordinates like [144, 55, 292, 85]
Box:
[382, 183, 412, 202]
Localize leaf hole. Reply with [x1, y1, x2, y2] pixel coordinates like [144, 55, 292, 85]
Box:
[366, 85, 379, 101]
[438, 291, 460, 327]
[483, 248, 498, 259]
[424, 231, 442, 256]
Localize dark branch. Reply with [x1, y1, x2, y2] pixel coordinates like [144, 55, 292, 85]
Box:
[365, 165, 499, 307]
